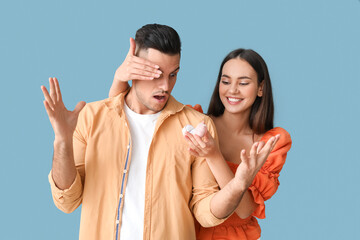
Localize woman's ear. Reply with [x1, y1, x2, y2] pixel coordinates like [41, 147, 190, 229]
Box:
[257, 81, 264, 97]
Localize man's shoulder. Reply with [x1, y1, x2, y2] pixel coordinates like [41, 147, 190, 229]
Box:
[82, 98, 109, 111]
[174, 105, 214, 127]
[81, 95, 123, 115]
[77, 95, 124, 126]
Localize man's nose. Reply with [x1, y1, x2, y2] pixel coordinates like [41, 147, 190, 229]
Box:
[158, 77, 170, 92]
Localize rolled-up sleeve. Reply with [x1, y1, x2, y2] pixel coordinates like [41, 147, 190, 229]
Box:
[48, 170, 83, 213]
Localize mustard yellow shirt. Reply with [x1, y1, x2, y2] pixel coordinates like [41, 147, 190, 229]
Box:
[48, 91, 225, 240]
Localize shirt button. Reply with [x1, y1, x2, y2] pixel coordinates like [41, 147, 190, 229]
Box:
[120, 194, 123, 198]
[123, 169, 128, 173]
[127, 145, 130, 149]
[58, 196, 64, 204]
[116, 220, 120, 224]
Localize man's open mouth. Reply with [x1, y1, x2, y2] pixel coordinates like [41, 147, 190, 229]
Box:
[153, 95, 166, 101]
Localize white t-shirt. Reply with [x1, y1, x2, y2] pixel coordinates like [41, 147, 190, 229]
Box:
[120, 102, 161, 240]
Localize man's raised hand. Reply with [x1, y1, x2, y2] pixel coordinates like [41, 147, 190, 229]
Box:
[113, 37, 162, 82]
[41, 77, 86, 141]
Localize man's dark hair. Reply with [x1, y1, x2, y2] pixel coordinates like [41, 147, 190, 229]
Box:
[135, 24, 181, 55]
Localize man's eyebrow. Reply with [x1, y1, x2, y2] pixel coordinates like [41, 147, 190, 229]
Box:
[171, 67, 180, 73]
[221, 74, 251, 80]
[159, 66, 180, 72]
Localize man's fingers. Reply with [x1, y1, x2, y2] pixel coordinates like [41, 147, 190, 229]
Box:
[128, 37, 136, 56]
[53, 77, 62, 102]
[73, 101, 86, 116]
[41, 85, 55, 110]
[43, 100, 54, 117]
[49, 77, 57, 101]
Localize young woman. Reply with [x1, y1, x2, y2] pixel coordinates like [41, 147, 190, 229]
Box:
[109, 42, 291, 239]
[183, 49, 292, 239]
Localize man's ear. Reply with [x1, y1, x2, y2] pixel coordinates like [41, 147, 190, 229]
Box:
[258, 81, 264, 97]
[135, 45, 140, 56]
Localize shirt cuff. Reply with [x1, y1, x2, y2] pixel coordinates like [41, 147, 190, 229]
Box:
[194, 193, 228, 227]
[48, 170, 83, 204]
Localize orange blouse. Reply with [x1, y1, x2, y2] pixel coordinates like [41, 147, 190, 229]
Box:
[196, 127, 292, 240]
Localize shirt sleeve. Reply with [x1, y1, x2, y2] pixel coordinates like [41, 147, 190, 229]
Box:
[48, 105, 89, 213]
[189, 116, 227, 227]
[248, 127, 292, 219]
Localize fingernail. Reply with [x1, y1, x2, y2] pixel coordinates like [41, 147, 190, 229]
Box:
[157, 70, 162, 74]
[155, 74, 160, 78]
[155, 65, 160, 69]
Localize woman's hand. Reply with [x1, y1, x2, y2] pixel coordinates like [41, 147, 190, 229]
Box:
[113, 37, 162, 83]
[233, 134, 280, 190]
[184, 126, 221, 159]
[109, 37, 163, 97]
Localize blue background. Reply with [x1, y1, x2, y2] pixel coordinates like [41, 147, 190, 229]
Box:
[1, 0, 359, 239]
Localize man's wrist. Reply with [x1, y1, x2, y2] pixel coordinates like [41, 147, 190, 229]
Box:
[54, 136, 73, 147]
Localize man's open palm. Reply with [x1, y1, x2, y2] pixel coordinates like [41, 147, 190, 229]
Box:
[41, 77, 86, 140]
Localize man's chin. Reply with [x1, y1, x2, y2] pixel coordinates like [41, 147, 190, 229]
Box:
[152, 104, 166, 112]
[151, 99, 168, 112]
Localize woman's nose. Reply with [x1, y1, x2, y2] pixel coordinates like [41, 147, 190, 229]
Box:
[229, 83, 239, 94]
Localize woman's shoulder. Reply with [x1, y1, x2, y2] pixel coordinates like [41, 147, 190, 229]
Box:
[260, 127, 292, 172]
[260, 127, 292, 162]
[261, 127, 291, 145]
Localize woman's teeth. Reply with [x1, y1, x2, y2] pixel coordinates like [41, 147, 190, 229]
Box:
[227, 97, 241, 102]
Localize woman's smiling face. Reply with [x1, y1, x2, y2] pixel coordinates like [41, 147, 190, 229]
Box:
[219, 58, 263, 115]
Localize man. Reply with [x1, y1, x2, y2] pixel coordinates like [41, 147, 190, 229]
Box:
[41, 24, 273, 240]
